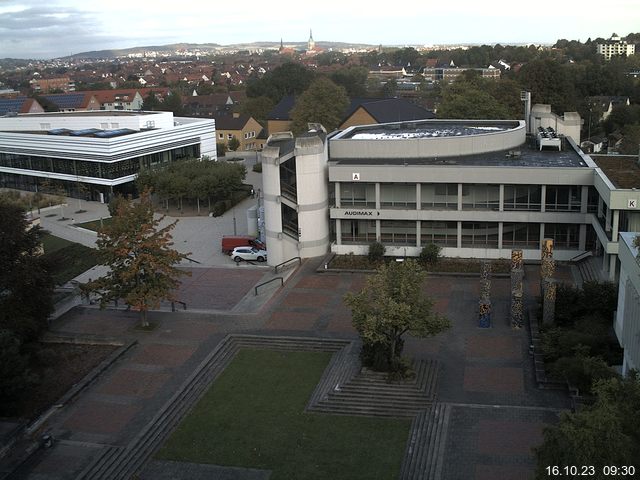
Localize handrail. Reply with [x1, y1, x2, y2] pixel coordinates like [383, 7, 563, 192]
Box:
[185, 256, 202, 264]
[255, 277, 283, 295]
[569, 251, 593, 263]
[274, 256, 301, 274]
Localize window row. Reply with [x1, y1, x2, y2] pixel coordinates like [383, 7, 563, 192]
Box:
[340, 220, 580, 249]
[337, 182, 596, 212]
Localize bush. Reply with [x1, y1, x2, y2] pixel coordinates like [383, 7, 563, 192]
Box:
[368, 241, 385, 262]
[228, 137, 240, 151]
[107, 194, 128, 217]
[252, 162, 263, 173]
[0, 330, 38, 413]
[419, 243, 441, 266]
[549, 352, 618, 395]
[216, 142, 227, 157]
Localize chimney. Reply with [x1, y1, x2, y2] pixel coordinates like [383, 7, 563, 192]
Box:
[233, 112, 240, 118]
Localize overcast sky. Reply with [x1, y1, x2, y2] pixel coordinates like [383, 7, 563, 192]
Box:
[1, 0, 639, 59]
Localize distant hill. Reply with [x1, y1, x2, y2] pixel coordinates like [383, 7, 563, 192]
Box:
[62, 41, 376, 59]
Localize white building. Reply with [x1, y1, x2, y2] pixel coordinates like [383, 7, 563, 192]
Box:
[261, 107, 640, 280]
[614, 232, 640, 375]
[597, 34, 636, 60]
[0, 110, 216, 202]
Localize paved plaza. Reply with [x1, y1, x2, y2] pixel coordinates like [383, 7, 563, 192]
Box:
[3, 254, 574, 480]
[2, 170, 576, 480]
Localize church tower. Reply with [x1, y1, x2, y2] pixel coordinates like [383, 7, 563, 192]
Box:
[307, 29, 315, 52]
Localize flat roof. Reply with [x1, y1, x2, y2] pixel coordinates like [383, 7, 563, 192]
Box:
[330, 139, 588, 168]
[15, 110, 157, 117]
[592, 155, 640, 189]
[335, 119, 520, 140]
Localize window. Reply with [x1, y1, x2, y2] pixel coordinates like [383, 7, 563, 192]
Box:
[504, 185, 542, 211]
[461, 222, 499, 248]
[545, 185, 581, 211]
[544, 223, 579, 249]
[380, 183, 416, 209]
[461, 184, 499, 210]
[341, 220, 376, 244]
[502, 223, 540, 248]
[219, 133, 223, 139]
[421, 183, 457, 209]
[421, 221, 457, 247]
[380, 220, 416, 245]
[227, 134, 233, 140]
[340, 182, 375, 207]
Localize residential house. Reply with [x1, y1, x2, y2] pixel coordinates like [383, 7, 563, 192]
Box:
[0, 97, 45, 116]
[30, 77, 75, 93]
[588, 96, 631, 122]
[39, 92, 100, 112]
[214, 113, 263, 151]
[91, 89, 144, 111]
[597, 34, 636, 60]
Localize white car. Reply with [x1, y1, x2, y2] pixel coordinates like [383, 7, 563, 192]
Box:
[230, 246, 267, 263]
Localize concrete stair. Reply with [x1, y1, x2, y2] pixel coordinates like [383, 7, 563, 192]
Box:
[308, 359, 439, 418]
[76, 335, 350, 480]
[399, 403, 452, 480]
[577, 256, 602, 284]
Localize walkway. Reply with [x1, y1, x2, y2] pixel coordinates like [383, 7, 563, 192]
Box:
[5, 258, 573, 480]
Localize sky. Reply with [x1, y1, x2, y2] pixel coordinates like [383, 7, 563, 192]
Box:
[1, 0, 639, 59]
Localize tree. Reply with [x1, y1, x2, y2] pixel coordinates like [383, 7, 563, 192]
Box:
[437, 79, 511, 119]
[246, 62, 316, 103]
[290, 77, 349, 134]
[344, 259, 450, 374]
[142, 90, 162, 111]
[82, 191, 190, 327]
[239, 95, 275, 126]
[0, 201, 54, 343]
[228, 137, 240, 151]
[330, 66, 369, 98]
[535, 372, 640, 478]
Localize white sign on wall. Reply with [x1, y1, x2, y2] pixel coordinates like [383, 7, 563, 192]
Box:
[352, 173, 360, 181]
[628, 199, 637, 209]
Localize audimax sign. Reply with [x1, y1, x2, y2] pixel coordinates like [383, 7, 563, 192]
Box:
[343, 210, 380, 216]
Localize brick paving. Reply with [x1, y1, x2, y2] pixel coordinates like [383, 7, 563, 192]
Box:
[11, 260, 576, 480]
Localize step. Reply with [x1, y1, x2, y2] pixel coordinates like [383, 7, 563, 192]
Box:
[311, 403, 421, 418]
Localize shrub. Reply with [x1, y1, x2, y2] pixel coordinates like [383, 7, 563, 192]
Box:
[216, 142, 227, 157]
[107, 194, 128, 217]
[549, 352, 618, 395]
[0, 330, 39, 413]
[368, 241, 385, 262]
[419, 243, 441, 267]
[252, 162, 263, 173]
[228, 137, 240, 151]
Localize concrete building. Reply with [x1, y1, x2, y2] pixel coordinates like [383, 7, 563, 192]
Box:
[597, 34, 636, 60]
[261, 106, 640, 279]
[0, 110, 216, 202]
[614, 232, 640, 376]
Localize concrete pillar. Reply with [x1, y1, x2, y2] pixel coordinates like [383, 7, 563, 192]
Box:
[579, 224, 587, 250]
[540, 185, 546, 213]
[598, 197, 603, 218]
[609, 254, 617, 281]
[606, 205, 612, 232]
[376, 219, 381, 242]
[612, 210, 620, 240]
[580, 185, 589, 214]
[416, 221, 421, 248]
[335, 183, 341, 208]
[498, 222, 503, 249]
[375, 183, 380, 210]
[457, 183, 463, 211]
[499, 184, 504, 212]
[416, 183, 421, 210]
[539, 223, 545, 249]
[457, 221, 462, 248]
[335, 219, 342, 245]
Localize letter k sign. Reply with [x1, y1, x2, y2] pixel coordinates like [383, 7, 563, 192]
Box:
[629, 199, 637, 208]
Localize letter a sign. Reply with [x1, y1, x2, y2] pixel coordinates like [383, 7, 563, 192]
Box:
[352, 173, 360, 181]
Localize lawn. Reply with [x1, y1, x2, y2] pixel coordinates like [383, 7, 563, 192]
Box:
[156, 349, 411, 480]
[41, 234, 100, 285]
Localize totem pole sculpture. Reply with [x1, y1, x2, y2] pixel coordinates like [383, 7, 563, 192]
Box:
[510, 249, 524, 328]
[541, 238, 556, 325]
[478, 261, 492, 328]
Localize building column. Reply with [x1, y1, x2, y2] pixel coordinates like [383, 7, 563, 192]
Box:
[416, 184, 421, 210]
[457, 183, 463, 211]
[457, 221, 462, 248]
[606, 206, 612, 232]
[375, 183, 381, 210]
[602, 252, 609, 275]
[498, 222, 503, 249]
[609, 254, 617, 281]
[416, 221, 421, 248]
[579, 224, 587, 250]
[499, 184, 504, 212]
[335, 183, 341, 208]
[580, 185, 589, 214]
[598, 197, 603, 218]
[376, 219, 381, 242]
[540, 185, 546, 213]
[612, 210, 620, 240]
[335, 219, 342, 245]
[539, 223, 545, 249]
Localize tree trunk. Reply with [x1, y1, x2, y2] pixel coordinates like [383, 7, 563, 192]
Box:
[140, 309, 149, 328]
[197, 197, 200, 214]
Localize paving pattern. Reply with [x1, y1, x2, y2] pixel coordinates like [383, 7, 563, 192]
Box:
[4, 259, 576, 480]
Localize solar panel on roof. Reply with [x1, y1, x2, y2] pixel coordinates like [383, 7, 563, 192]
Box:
[70, 128, 101, 136]
[42, 93, 85, 109]
[48, 128, 71, 135]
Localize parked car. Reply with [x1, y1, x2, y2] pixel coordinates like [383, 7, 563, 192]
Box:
[230, 247, 267, 263]
[221, 235, 266, 254]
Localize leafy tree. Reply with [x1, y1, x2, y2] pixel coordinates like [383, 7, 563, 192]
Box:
[82, 191, 190, 327]
[438, 80, 511, 119]
[239, 95, 275, 126]
[344, 259, 450, 373]
[535, 372, 640, 477]
[381, 79, 398, 98]
[0, 330, 38, 413]
[216, 142, 227, 157]
[142, 90, 162, 111]
[330, 66, 369, 98]
[246, 62, 315, 103]
[163, 90, 184, 116]
[228, 137, 240, 151]
[368, 241, 385, 262]
[0, 201, 54, 343]
[290, 77, 349, 134]
[419, 243, 441, 267]
[517, 58, 577, 113]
